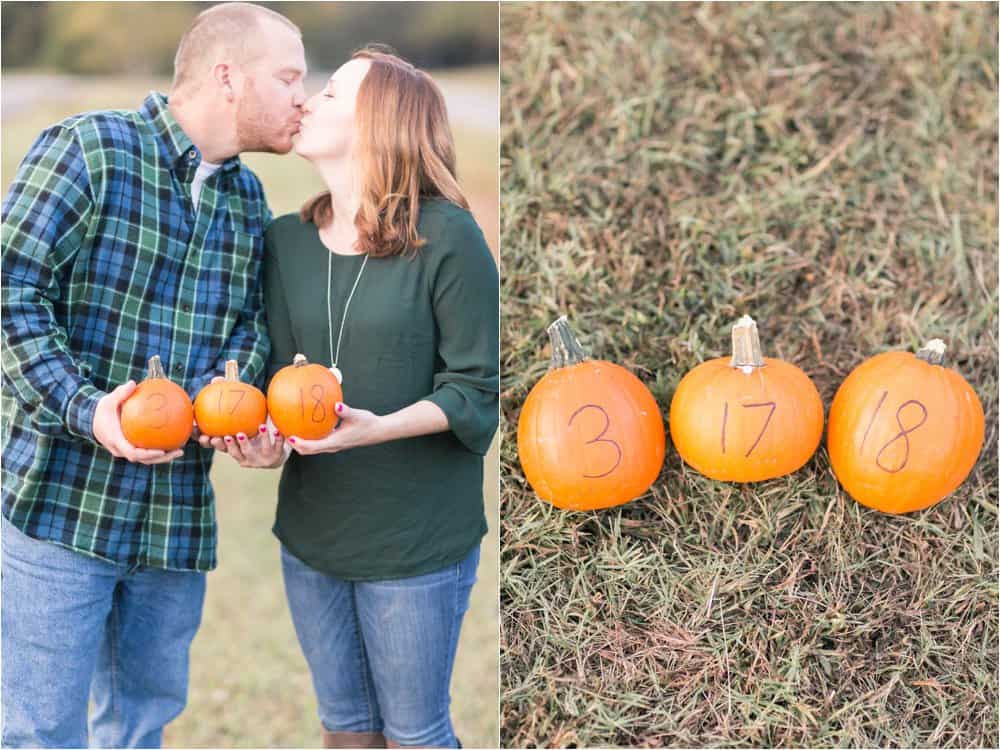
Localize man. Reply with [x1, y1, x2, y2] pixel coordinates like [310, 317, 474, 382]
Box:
[1, 4, 306, 746]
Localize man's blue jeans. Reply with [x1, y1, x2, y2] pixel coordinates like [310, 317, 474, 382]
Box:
[281, 543, 480, 748]
[1, 518, 206, 748]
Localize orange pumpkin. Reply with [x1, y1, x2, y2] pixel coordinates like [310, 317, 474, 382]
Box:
[267, 353, 343, 439]
[516, 316, 665, 511]
[120, 355, 194, 450]
[669, 316, 824, 482]
[827, 339, 984, 514]
[193, 359, 267, 437]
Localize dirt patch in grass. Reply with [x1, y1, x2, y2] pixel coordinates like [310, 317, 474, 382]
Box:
[500, 3, 997, 747]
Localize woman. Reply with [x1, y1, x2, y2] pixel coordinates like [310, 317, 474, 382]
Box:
[213, 48, 498, 748]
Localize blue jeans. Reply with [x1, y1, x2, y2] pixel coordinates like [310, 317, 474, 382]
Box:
[281, 544, 480, 748]
[1, 518, 206, 748]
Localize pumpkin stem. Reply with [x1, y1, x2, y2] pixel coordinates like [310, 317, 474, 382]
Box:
[730, 315, 765, 371]
[224, 360, 241, 382]
[916, 339, 947, 365]
[147, 355, 166, 380]
[547, 315, 589, 369]
[292, 353, 309, 368]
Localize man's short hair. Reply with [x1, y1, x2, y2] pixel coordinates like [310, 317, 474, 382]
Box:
[172, 2, 301, 91]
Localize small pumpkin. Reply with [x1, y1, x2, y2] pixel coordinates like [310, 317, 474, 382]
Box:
[120, 355, 194, 450]
[827, 339, 984, 514]
[267, 353, 343, 439]
[193, 359, 267, 437]
[516, 315, 665, 511]
[669, 315, 823, 482]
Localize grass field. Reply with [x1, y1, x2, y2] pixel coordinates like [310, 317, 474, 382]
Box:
[2, 68, 499, 748]
[500, 3, 997, 747]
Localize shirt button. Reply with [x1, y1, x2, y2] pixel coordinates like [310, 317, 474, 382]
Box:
[188, 149, 197, 160]
[182, 303, 192, 313]
[173, 363, 184, 374]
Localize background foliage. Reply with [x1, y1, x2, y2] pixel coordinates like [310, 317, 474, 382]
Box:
[500, 2, 998, 747]
[1, 1, 498, 74]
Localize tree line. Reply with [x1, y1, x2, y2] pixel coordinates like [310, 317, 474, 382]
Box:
[2, 1, 498, 74]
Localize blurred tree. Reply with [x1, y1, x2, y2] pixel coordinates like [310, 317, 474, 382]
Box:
[41, 2, 194, 75]
[0, 1, 497, 74]
[1, 2, 49, 69]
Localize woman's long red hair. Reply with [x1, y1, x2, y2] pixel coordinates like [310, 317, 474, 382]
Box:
[300, 47, 469, 257]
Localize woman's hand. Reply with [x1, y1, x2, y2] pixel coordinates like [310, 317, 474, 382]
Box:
[287, 402, 388, 455]
[215, 425, 289, 468]
[201, 415, 289, 469]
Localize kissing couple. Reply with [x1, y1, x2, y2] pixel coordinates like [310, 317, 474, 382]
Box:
[1, 3, 498, 748]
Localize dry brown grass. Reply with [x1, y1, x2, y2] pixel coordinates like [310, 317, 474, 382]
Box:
[500, 3, 997, 747]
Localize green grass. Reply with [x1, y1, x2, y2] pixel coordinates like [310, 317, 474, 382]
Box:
[500, 3, 997, 747]
[2, 70, 498, 748]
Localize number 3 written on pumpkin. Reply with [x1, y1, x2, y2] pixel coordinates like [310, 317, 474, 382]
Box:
[568, 404, 623, 479]
[720, 401, 777, 457]
[145, 393, 168, 429]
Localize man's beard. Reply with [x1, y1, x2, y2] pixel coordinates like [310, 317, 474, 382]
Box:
[235, 81, 291, 154]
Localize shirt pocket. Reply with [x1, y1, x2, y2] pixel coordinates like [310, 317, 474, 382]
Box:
[200, 228, 261, 321]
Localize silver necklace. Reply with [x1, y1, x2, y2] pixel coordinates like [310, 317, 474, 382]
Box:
[326, 246, 368, 384]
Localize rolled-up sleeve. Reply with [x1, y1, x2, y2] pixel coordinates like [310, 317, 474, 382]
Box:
[422, 211, 499, 455]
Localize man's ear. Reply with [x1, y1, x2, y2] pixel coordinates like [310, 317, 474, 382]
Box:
[212, 63, 235, 100]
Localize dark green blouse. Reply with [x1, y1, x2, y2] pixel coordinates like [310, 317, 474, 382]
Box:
[262, 199, 498, 580]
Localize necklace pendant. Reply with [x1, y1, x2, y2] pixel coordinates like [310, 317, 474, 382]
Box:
[329, 365, 343, 384]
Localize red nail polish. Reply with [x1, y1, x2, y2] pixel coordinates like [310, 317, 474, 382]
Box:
[225, 436, 232, 443]
[336, 403, 343, 413]
[272, 430, 280, 437]
[259, 426, 267, 433]
[288, 438, 296, 444]
[238, 435, 245, 441]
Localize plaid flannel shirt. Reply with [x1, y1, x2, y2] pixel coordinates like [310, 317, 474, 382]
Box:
[1, 92, 271, 572]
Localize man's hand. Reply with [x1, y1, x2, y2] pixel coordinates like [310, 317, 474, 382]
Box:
[93, 381, 184, 464]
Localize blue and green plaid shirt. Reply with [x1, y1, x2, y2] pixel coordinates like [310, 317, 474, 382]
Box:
[2, 92, 271, 571]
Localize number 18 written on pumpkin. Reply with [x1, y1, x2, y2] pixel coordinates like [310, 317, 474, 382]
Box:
[298, 385, 328, 423]
[859, 390, 929, 474]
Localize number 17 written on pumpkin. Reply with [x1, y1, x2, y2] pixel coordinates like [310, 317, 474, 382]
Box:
[720, 401, 777, 457]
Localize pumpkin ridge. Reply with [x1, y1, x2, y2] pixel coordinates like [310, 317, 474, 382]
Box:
[611, 368, 643, 497]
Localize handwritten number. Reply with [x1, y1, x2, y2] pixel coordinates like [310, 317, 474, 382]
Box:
[742, 402, 777, 457]
[568, 404, 623, 479]
[719, 401, 777, 457]
[310, 385, 326, 423]
[875, 400, 928, 473]
[145, 393, 167, 429]
[860, 390, 888, 454]
[227, 390, 245, 415]
[721, 402, 729, 453]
